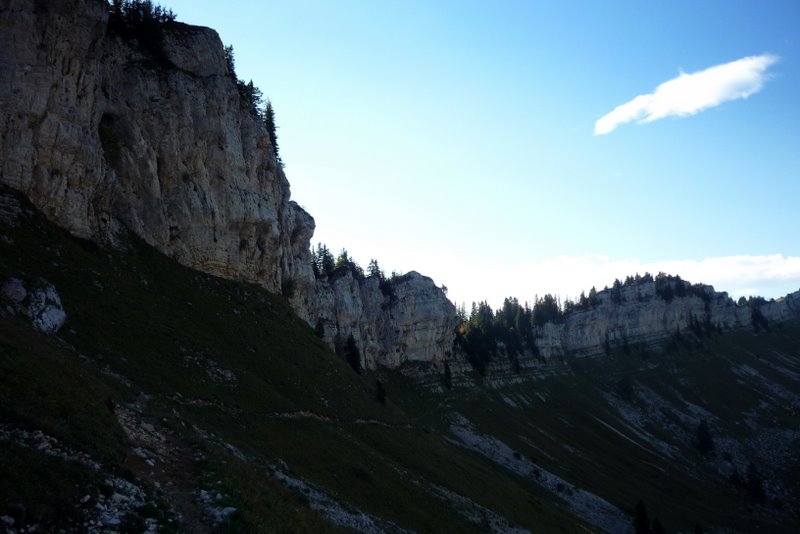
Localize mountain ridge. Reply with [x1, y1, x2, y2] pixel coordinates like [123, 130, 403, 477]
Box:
[2, 2, 800, 532]
[2, 0, 798, 378]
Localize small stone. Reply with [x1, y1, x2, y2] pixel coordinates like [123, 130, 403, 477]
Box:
[100, 514, 121, 526]
[80, 494, 91, 504]
[0, 278, 26, 303]
[1, 515, 15, 526]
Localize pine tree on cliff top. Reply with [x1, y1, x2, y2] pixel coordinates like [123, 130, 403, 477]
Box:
[264, 100, 281, 164]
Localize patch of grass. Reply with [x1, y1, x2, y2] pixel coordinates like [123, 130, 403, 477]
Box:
[0, 319, 129, 465]
[0, 441, 100, 529]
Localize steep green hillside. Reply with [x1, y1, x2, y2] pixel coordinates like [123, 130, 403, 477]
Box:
[0, 188, 579, 533]
[386, 324, 800, 533]
[2, 186, 798, 533]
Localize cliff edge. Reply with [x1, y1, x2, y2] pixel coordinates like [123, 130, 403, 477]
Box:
[0, 0, 455, 369]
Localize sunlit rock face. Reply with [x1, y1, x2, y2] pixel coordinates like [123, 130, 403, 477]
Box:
[302, 271, 459, 370]
[0, 0, 313, 294]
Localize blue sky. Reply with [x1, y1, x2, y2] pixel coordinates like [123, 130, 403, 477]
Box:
[166, 0, 800, 308]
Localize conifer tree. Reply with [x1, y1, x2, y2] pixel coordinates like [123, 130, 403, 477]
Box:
[345, 334, 362, 374]
[264, 100, 280, 162]
[745, 461, 765, 502]
[696, 419, 714, 455]
[443, 360, 453, 389]
[634, 500, 650, 534]
[375, 379, 386, 404]
[368, 258, 384, 279]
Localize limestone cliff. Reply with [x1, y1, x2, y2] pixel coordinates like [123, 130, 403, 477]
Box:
[533, 279, 800, 360]
[0, 0, 312, 292]
[0, 0, 455, 370]
[2, 1, 797, 376]
[297, 270, 458, 369]
[464, 279, 800, 386]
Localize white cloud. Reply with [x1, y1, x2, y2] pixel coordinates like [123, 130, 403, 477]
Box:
[442, 254, 800, 309]
[594, 54, 779, 135]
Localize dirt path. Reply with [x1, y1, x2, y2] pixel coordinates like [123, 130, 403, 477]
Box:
[116, 405, 213, 533]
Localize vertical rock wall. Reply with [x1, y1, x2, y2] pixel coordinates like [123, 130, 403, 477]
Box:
[0, 0, 312, 293]
[0, 0, 457, 370]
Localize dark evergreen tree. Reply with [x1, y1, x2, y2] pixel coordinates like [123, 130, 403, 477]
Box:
[443, 360, 453, 390]
[729, 467, 743, 488]
[312, 243, 335, 277]
[375, 379, 386, 404]
[314, 318, 325, 339]
[634, 500, 650, 534]
[611, 278, 623, 304]
[107, 0, 177, 62]
[223, 45, 236, 79]
[367, 258, 384, 280]
[588, 286, 599, 306]
[344, 334, 361, 374]
[616, 375, 634, 401]
[237, 79, 264, 117]
[264, 100, 281, 163]
[745, 461, 765, 502]
[456, 302, 468, 323]
[532, 294, 561, 326]
[336, 248, 350, 268]
[751, 307, 770, 332]
[695, 419, 714, 455]
[335, 248, 364, 278]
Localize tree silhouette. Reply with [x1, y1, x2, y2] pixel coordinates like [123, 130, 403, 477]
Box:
[344, 334, 361, 374]
[634, 500, 650, 534]
[695, 419, 714, 455]
[745, 461, 765, 502]
[264, 100, 281, 164]
[375, 379, 386, 404]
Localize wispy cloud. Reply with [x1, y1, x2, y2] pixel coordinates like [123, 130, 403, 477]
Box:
[440, 254, 800, 309]
[594, 54, 779, 135]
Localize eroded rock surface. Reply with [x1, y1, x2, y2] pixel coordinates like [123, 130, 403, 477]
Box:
[1, 277, 66, 333]
[533, 280, 800, 360]
[300, 270, 458, 369]
[0, 0, 456, 370]
[0, 0, 311, 293]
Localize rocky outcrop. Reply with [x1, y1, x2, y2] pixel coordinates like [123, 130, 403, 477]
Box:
[0, 0, 311, 293]
[532, 279, 800, 360]
[299, 270, 458, 369]
[0, 0, 455, 370]
[3, 2, 796, 375]
[1, 277, 66, 333]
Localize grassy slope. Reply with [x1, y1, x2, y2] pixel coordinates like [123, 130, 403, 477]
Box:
[3, 188, 798, 532]
[0, 189, 581, 533]
[384, 325, 800, 533]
